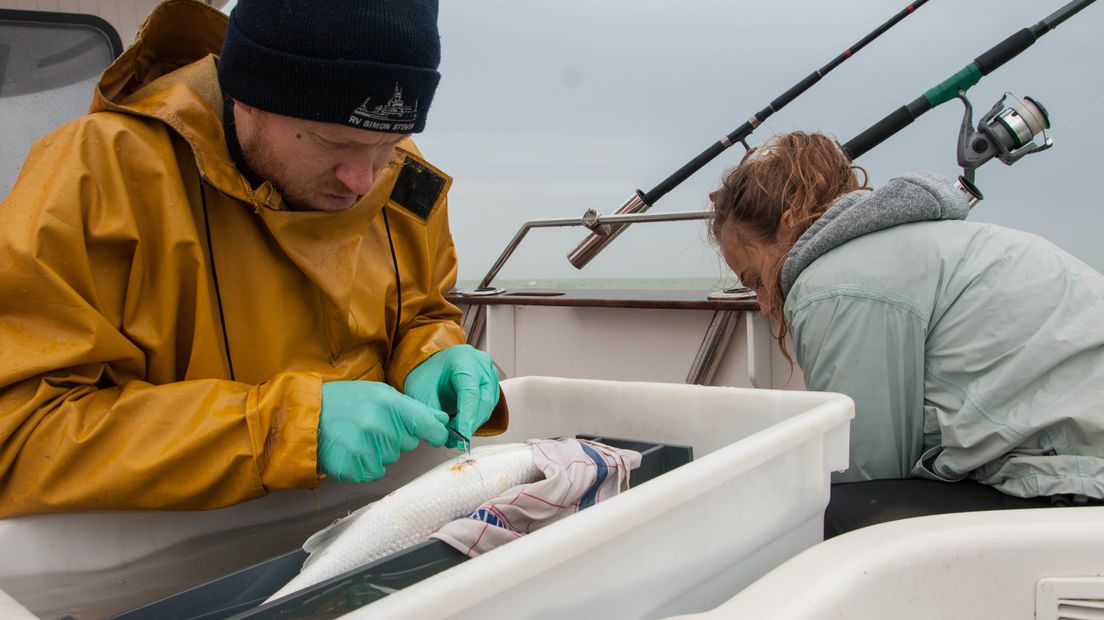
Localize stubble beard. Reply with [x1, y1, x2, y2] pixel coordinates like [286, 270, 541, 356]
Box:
[239, 131, 331, 212]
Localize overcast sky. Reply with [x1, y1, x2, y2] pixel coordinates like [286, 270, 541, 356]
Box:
[407, 0, 1104, 286]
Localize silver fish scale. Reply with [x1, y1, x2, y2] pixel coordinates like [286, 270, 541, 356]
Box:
[267, 443, 542, 602]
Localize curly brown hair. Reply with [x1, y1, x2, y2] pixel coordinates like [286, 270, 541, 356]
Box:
[710, 131, 867, 361]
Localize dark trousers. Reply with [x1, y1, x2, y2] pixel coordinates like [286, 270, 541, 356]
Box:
[824, 479, 1062, 539]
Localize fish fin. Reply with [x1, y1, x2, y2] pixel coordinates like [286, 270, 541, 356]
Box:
[300, 503, 372, 564]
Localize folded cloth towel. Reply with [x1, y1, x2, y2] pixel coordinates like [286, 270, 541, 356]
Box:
[431, 437, 642, 556]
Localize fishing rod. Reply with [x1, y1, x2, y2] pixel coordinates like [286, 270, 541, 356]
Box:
[843, 0, 1098, 203]
[564, 0, 931, 271]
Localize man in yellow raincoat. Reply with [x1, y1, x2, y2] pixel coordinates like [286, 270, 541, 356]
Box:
[0, 0, 504, 517]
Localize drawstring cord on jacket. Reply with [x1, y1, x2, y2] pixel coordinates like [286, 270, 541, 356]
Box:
[382, 207, 402, 367]
[199, 178, 238, 381]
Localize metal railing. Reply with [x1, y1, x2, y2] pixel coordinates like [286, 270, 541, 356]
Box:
[461, 209, 713, 296]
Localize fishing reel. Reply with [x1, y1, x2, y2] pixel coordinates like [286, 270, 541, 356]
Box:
[955, 92, 1053, 205]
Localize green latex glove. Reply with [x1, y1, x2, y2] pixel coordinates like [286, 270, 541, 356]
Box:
[318, 381, 450, 483]
[404, 344, 500, 447]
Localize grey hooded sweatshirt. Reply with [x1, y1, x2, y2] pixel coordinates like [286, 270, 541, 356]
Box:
[783, 173, 1104, 498]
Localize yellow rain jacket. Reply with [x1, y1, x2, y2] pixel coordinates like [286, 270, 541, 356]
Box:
[0, 0, 474, 516]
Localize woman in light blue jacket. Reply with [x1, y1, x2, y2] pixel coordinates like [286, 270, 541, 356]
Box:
[710, 131, 1104, 536]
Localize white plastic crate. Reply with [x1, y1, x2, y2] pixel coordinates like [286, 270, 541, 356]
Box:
[347, 376, 853, 619]
[0, 376, 852, 619]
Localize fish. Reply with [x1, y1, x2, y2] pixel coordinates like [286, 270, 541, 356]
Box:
[265, 443, 542, 603]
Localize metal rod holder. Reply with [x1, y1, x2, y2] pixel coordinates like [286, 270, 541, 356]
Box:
[567, 192, 650, 270]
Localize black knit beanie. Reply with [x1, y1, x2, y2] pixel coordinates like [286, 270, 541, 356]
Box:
[218, 0, 441, 134]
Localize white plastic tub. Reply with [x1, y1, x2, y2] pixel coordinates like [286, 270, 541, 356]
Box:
[0, 376, 852, 619]
[346, 376, 853, 619]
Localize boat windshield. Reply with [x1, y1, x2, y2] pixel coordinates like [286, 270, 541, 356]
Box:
[0, 9, 121, 199]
